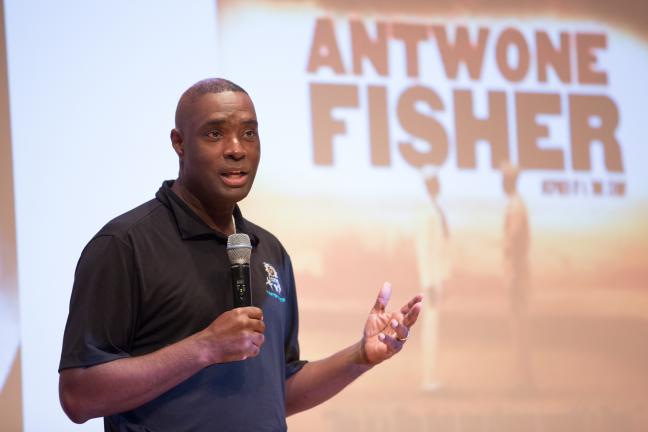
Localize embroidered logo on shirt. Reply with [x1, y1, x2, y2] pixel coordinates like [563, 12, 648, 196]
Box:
[263, 262, 286, 303]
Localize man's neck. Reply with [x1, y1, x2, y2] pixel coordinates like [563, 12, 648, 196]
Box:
[171, 179, 236, 236]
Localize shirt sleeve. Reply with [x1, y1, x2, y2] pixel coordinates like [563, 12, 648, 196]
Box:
[58, 234, 138, 371]
[281, 253, 307, 379]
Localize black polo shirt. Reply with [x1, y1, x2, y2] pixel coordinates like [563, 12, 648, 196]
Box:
[59, 181, 306, 432]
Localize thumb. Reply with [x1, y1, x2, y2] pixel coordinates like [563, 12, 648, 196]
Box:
[371, 281, 392, 313]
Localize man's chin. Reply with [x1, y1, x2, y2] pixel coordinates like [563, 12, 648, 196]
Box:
[218, 186, 252, 205]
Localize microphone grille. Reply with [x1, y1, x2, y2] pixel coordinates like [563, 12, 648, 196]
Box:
[227, 233, 252, 265]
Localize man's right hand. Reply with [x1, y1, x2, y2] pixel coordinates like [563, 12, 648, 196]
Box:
[197, 306, 266, 364]
[59, 306, 266, 423]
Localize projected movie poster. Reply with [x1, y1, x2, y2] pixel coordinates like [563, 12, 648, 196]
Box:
[217, 1, 648, 430]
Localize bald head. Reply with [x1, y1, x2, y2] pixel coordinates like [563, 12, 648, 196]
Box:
[175, 78, 248, 129]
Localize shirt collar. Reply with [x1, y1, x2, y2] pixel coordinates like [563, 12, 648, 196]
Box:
[155, 180, 259, 245]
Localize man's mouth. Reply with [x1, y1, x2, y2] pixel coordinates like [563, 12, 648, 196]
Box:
[220, 170, 248, 187]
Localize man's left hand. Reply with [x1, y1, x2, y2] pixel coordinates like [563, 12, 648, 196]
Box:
[361, 282, 422, 365]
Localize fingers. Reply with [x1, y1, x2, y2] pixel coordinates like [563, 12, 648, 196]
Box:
[248, 317, 266, 334]
[389, 318, 409, 341]
[250, 332, 265, 348]
[238, 306, 264, 320]
[206, 307, 268, 364]
[232, 329, 266, 361]
[378, 332, 404, 352]
[387, 300, 422, 342]
[371, 281, 392, 313]
[234, 307, 265, 333]
[240, 332, 264, 361]
[238, 310, 265, 356]
[400, 293, 423, 315]
[402, 302, 422, 328]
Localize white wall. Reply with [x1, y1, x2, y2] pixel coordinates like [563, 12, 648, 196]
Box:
[6, 1, 219, 430]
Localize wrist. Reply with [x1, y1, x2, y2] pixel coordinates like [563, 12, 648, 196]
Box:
[354, 340, 375, 369]
[189, 330, 220, 367]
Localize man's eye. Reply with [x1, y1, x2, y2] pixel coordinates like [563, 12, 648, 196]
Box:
[244, 129, 257, 138]
[207, 130, 222, 139]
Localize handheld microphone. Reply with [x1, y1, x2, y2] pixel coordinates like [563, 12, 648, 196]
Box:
[227, 233, 252, 308]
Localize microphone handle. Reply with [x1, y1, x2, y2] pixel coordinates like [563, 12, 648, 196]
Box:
[231, 263, 251, 307]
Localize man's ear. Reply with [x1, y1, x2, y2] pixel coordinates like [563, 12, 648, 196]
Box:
[170, 128, 184, 158]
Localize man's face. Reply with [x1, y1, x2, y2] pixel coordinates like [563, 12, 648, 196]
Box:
[172, 91, 260, 207]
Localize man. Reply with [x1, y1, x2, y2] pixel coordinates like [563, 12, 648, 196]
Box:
[58, 78, 422, 431]
[415, 167, 450, 391]
[500, 161, 533, 389]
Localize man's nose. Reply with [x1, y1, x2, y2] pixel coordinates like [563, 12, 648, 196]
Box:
[224, 136, 245, 160]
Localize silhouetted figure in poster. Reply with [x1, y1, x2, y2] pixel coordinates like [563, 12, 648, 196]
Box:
[415, 167, 450, 391]
[501, 161, 533, 390]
